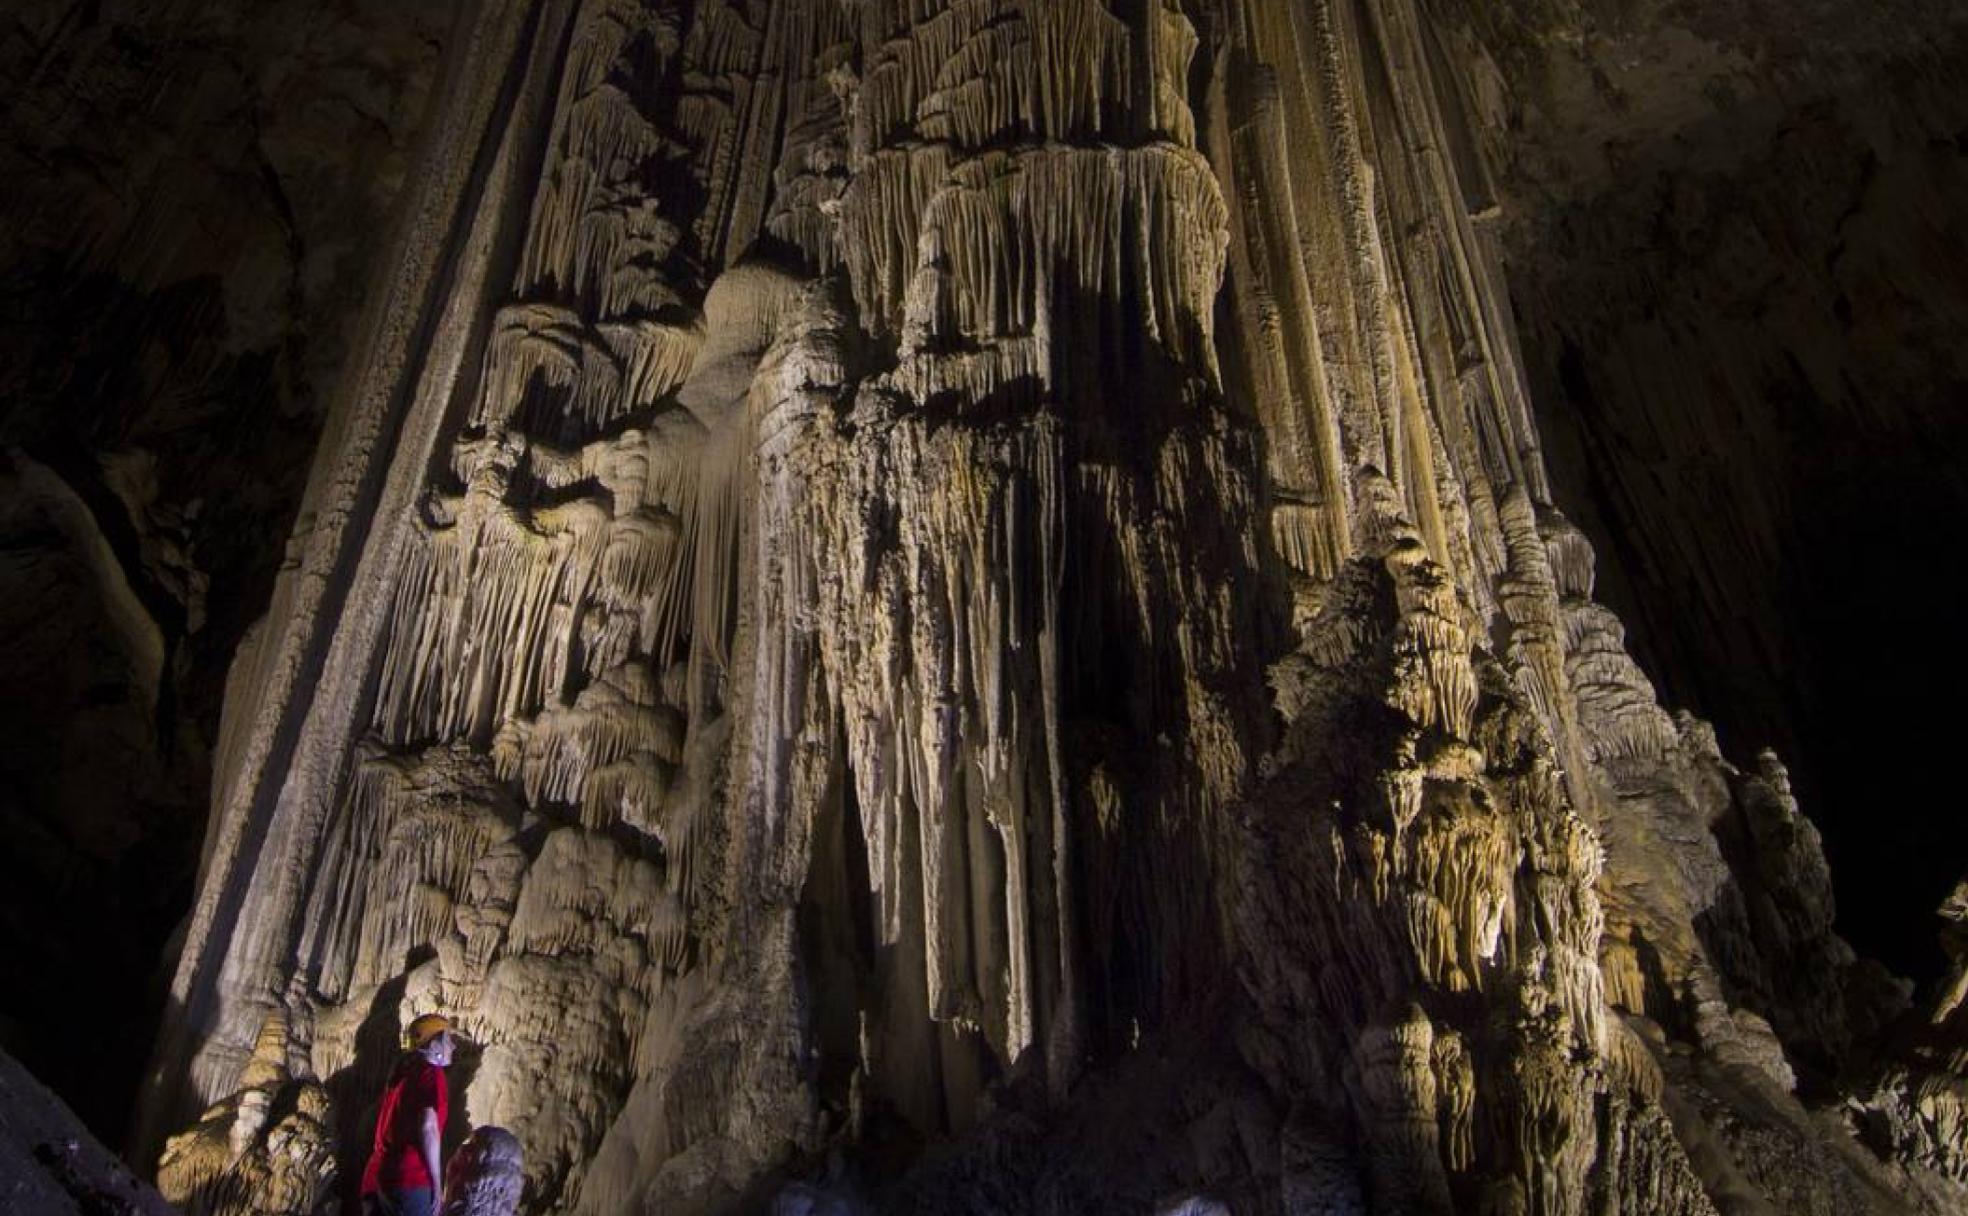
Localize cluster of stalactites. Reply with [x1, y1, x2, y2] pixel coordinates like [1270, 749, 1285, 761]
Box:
[729, 2, 1266, 1092]
[518, 0, 693, 316]
[365, 21, 750, 742]
[719, 2, 1258, 1103]
[839, 142, 1230, 380]
[492, 658, 686, 834]
[762, 6, 858, 273]
[372, 29, 729, 747]
[1351, 694, 1616, 1211]
[1246, 447, 1675, 1212]
[299, 743, 522, 1004]
[756, 365, 1073, 1069]
[839, 0, 1223, 375]
[852, 0, 1193, 154]
[470, 303, 700, 439]
[741, 269, 1260, 1127]
[371, 401, 705, 750]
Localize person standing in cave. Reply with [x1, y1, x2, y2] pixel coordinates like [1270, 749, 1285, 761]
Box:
[359, 1013, 455, 1216]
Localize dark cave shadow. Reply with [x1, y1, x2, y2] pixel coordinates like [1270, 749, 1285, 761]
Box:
[325, 973, 409, 1216]
[443, 1035, 482, 1158]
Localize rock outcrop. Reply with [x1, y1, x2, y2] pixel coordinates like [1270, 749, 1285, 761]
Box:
[157, 1014, 336, 1216]
[0, 1045, 176, 1216]
[97, 1, 1968, 1214]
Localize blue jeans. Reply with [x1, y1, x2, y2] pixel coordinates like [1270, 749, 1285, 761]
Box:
[366, 1188, 435, 1216]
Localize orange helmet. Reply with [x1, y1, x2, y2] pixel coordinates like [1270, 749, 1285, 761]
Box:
[406, 1013, 452, 1049]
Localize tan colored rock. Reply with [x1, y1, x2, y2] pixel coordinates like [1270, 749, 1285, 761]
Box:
[157, 1014, 336, 1216]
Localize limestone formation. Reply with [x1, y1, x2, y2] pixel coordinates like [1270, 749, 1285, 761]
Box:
[126, 1, 1968, 1214]
[1434, 0, 1968, 981]
[157, 1015, 336, 1216]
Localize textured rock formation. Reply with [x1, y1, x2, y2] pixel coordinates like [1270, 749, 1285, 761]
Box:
[1848, 877, 1968, 1208]
[157, 1015, 336, 1216]
[116, 0, 1968, 1214]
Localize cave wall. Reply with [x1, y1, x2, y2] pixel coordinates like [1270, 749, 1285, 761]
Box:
[1431, 0, 1968, 979]
[0, 0, 457, 1142]
[3, 0, 1967, 1213]
[125, 1, 1968, 1214]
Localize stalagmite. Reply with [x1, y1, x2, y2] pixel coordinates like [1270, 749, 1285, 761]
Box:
[136, 1, 1968, 1214]
[156, 1015, 336, 1216]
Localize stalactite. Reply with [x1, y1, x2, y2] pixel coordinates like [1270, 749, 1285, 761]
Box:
[1561, 601, 1682, 765]
[1380, 531, 1478, 740]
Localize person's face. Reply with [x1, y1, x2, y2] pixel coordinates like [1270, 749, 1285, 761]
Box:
[423, 1030, 455, 1067]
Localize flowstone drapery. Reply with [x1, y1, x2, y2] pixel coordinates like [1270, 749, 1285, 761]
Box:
[139, 1, 1968, 1213]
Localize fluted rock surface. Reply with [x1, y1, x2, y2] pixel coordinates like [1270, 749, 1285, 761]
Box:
[132, 1, 1968, 1214]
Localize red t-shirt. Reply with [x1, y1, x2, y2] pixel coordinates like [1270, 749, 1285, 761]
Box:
[359, 1056, 449, 1195]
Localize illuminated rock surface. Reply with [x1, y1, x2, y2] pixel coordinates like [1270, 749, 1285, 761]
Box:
[157, 1015, 336, 1216]
[3, 0, 1965, 1213]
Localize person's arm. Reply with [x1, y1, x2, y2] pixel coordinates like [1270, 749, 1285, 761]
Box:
[420, 1106, 442, 1208]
